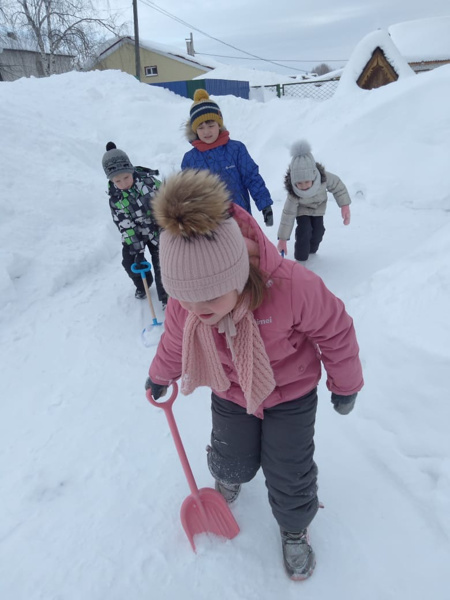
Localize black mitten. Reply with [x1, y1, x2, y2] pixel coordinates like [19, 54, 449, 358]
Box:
[145, 377, 168, 400]
[262, 206, 273, 227]
[133, 252, 145, 267]
[331, 392, 357, 415]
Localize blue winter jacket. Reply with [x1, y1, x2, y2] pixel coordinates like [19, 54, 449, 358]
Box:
[181, 139, 273, 215]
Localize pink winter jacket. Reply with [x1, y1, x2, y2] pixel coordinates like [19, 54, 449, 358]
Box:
[149, 204, 363, 418]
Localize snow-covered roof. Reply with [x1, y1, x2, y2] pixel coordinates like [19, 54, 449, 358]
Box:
[192, 64, 341, 87]
[337, 28, 415, 95]
[0, 29, 72, 56]
[389, 16, 450, 62]
[139, 38, 223, 70]
[94, 36, 221, 72]
[193, 65, 301, 87]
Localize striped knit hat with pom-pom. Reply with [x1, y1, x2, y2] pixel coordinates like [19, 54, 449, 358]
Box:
[189, 89, 224, 133]
[152, 169, 249, 303]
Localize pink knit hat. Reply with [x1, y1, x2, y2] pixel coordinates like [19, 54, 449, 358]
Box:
[153, 169, 249, 303]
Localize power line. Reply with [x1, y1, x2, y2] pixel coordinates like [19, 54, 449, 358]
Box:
[137, 0, 307, 72]
[197, 52, 348, 63]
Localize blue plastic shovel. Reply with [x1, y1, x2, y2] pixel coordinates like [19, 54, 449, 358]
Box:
[131, 261, 163, 328]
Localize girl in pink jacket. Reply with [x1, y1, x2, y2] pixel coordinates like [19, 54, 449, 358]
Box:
[146, 169, 363, 581]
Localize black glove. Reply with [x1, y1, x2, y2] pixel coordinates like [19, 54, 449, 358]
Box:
[331, 392, 357, 415]
[262, 206, 273, 227]
[133, 252, 145, 267]
[145, 377, 168, 400]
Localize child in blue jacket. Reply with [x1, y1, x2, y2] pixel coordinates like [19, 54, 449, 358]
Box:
[181, 89, 274, 227]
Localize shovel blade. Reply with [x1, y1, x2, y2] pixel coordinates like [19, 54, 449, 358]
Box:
[180, 487, 240, 551]
[141, 324, 164, 347]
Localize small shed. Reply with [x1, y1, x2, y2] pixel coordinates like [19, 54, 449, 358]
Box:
[357, 46, 399, 89]
[337, 29, 415, 93]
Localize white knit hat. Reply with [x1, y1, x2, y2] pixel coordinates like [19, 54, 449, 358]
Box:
[289, 140, 317, 184]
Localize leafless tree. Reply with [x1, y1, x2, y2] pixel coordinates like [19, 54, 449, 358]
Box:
[1, 0, 126, 75]
[312, 63, 332, 76]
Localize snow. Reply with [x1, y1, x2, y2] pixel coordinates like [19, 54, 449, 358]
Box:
[195, 64, 347, 88]
[1, 64, 450, 599]
[389, 15, 450, 62]
[194, 64, 305, 86]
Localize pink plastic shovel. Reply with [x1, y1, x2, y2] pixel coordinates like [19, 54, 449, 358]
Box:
[146, 382, 240, 551]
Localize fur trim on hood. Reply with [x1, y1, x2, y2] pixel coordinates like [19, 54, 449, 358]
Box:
[183, 119, 228, 143]
[284, 163, 326, 195]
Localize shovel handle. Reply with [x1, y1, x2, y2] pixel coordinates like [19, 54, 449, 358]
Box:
[132, 261, 162, 325]
[131, 261, 152, 275]
[146, 381, 178, 409]
[146, 382, 200, 496]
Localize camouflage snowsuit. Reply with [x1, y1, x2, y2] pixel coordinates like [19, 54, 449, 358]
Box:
[108, 167, 167, 302]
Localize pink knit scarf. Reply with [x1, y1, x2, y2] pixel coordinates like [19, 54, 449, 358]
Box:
[181, 300, 276, 415]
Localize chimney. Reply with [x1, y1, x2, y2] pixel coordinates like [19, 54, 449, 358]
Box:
[185, 33, 195, 56]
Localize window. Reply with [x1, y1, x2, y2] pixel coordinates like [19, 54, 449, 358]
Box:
[145, 65, 158, 77]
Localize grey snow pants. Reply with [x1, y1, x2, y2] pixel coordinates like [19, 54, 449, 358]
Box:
[207, 388, 319, 532]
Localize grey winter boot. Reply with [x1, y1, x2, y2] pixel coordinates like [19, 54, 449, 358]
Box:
[214, 481, 241, 504]
[280, 528, 316, 580]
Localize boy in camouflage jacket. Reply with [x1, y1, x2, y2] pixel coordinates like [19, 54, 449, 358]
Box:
[102, 142, 167, 305]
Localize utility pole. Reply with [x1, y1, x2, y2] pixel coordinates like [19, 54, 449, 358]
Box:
[133, 0, 141, 81]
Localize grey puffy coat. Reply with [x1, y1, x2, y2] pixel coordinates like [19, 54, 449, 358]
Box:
[277, 164, 351, 241]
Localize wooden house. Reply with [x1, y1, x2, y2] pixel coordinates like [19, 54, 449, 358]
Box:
[0, 31, 73, 82]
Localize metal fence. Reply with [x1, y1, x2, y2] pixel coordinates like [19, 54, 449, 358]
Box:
[150, 78, 249, 100]
[282, 78, 340, 101]
[251, 77, 340, 102]
[151, 76, 340, 103]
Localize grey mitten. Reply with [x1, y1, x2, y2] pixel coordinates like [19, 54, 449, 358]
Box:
[331, 392, 357, 415]
[145, 377, 168, 400]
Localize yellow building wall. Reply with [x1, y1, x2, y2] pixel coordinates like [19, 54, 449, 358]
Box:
[92, 43, 208, 83]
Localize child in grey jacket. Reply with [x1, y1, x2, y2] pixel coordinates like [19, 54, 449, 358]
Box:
[277, 141, 351, 261]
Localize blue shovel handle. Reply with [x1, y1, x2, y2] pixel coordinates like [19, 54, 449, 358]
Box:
[281, 250, 285, 258]
[131, 261, 152, 276]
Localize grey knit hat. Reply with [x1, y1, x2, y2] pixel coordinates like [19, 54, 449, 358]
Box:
[289, 140, 317, 184]
[102, 142, 134, 180]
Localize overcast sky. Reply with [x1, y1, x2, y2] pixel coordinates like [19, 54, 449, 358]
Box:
[103, 0, 450, 73]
